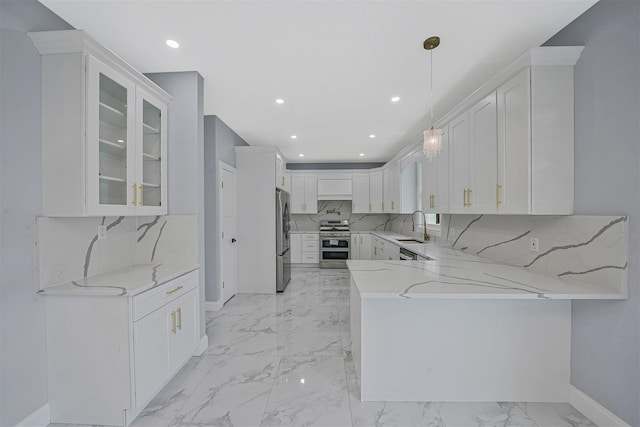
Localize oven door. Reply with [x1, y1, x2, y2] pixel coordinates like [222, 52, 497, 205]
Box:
[319, 236, 350, 268]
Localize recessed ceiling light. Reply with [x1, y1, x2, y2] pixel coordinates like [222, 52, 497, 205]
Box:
[166, 39, 180, 48]
[391, 96, 400, 102]
[299, 154, 304, 157]
[117, 139, 124, 143]
[369, 134, 376, 139]
[291, 135, 297, 139]
[275, 99, 284, 104]
[359, 153, 365, 157]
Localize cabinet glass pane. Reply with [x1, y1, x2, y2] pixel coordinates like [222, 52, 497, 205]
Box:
[98, 73, 128, 205]
[141, 100, 162, 207]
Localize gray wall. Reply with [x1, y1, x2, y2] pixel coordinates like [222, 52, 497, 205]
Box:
[287, 162, 385, 170]
[0, 1, 71, 425]
[204, 116, 249, 301]
[545, 1, 640, 424]
[146, 72, 206, 339]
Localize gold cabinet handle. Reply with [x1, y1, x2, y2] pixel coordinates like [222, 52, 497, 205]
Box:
[166, 285, 183, 295]
[496, 183, 502, 206]
[391, 201, 395, 210]
[177, 307, 182, 330]
[382, 202, 384, 211]
[171, 311, 177, 334]
[139, 184, 144, 206]
[463, 189, 467, 207]
[281, 176, 284, 186]
[468, 188, 472, 206]
[132, 184, 138, 206]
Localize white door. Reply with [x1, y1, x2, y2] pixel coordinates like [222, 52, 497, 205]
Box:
[449, 112, 470, 213]
[469, 92, 498, 213]
[219, 162, 237, 303]
[290, 174, 306, 213]
[369, 171, 383, 213]
[352, 173, 370, 213]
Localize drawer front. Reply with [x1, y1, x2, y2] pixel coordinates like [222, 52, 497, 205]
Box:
[301, 234, 319, 242]
[301, 252, 319, 263]
[133, 270, 199, 321]
[302, 241, 319, 251]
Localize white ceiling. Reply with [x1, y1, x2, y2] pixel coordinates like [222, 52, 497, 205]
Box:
[39, 0, 596, 163]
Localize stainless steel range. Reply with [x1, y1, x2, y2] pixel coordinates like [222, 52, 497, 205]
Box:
[319, 220, 350, 269]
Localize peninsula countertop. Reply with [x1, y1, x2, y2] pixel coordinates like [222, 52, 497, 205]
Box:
[38, 263, 200, 297]
[348, 233, 625, 300]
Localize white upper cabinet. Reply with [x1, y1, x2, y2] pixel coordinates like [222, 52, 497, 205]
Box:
[497, 68, 530, 214]
[291, 174, 317, 214]
[383, 162, 400, 213]
[424, 127, 449, 214]
[441, 46, 582, 215]
[369, 171, 384, 213]
[30, 30, 171, 217]
[317, 173, 352, 200]
[449, 113, 471, 213]
[469, 92, 498, 213]
[352, 173, 371, 213]
[275, 154, 287, 190]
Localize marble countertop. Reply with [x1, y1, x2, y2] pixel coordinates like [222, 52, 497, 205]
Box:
[349, 232, 625, 300]
[38, 263, 199, 297]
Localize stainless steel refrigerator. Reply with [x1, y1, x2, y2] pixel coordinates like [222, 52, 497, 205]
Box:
[276, 188, 291, 292]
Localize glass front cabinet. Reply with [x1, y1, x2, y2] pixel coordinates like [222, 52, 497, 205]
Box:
[30, 30, 170, 216]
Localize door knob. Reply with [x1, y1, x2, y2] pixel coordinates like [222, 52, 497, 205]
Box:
[231, 238, 237, 243]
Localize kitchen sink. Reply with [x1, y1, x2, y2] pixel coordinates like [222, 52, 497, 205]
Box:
[395, 238, 427, 244]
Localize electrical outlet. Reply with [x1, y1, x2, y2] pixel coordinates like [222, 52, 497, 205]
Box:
[98, 225, 107, 240]
[529, 237, 539, 252]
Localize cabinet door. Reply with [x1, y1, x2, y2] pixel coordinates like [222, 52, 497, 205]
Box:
[449, 113, 470, 213]
[304, 174, 317, 213]
[497, 68, 530, 214]
[290, 174, 305, 213]
[369, 171, 384, 213]
[434, 127, 450, 213]
[469, 92, 498, 213]
[383, 163, 399, 213]
[290, 234, 301, 263]
[168, 289, 199, 373]
[350, 235, 360, 260]
[133, 306, 170, 406]
[135, 88, 168, 215]
[86, 56, 136, 216]
[359, 234, 371, 260]
[352, 173, 370, 213]
[423, 151, 437, 214]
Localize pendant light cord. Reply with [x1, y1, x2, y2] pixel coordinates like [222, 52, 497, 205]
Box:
[430, 48, 434, 130]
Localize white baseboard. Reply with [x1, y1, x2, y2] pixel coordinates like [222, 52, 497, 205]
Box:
[568, 385, 631, 427]
[15, 403, 50, 427]
[205, 299, 223, 311]
[194, 335, 209, 356]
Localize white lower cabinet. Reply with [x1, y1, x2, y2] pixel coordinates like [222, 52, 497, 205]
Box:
[351, 233, 371, 260]
[291, 233, 319, 264]
[46, 270, 200, 426]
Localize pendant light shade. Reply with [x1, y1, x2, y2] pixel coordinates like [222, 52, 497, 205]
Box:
[423, 36, 442, 162]
[423, 127, 442, 161]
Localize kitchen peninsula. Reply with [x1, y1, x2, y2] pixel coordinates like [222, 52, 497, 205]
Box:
[348, 236, 627, 403]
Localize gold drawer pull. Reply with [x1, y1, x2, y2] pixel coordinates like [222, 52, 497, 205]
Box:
[177, 307, 182, 330]
[496, 183, 502, 206]
[132, 184, 138, 206]
[166, 285, 183, 295]
[171, 311, 176, 334]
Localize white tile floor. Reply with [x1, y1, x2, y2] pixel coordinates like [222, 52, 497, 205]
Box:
[52, 268, 598, 427]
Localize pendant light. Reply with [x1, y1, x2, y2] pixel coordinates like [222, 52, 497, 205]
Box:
[423, 36, 442, 161]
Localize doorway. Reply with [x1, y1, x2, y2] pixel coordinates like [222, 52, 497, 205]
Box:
[218, 162, 237, 304]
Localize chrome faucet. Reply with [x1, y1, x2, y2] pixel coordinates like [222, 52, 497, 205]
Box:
[411, 210, 430, 242]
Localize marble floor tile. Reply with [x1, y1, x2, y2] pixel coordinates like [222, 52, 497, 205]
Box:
[171, 354, 279, 427]
[438, 402, 537, 427]
[517, 402, 597, 427]
[261, 356, 352, 427]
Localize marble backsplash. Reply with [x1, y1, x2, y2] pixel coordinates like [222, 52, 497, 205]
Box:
[36, 215, 197, 290]
[291, 201, 394, 232]
[440, 214, 628, 294]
